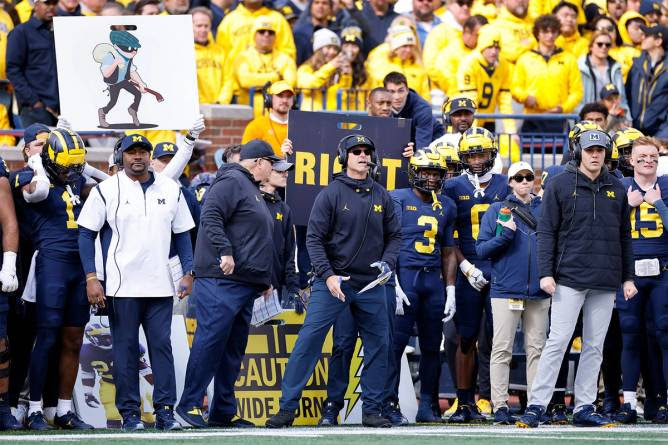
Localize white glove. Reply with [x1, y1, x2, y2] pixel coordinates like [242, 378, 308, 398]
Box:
[188, 114, 206, 140]
[460, 259, 488, 291]
[83, 163, 109, 181]
[27, 154, 46, 176]
[56, 116, 72, 130]
[394, 276, 410, 315]
[443, 285, 456, 323]
[0, 252, 18, 293]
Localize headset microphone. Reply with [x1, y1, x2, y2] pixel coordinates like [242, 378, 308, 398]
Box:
[366, 160, 378, 167]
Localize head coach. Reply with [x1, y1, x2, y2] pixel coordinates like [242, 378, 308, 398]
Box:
[176, 139, 276, 428]
[266, 134, 401, 428]
[517, 128, 637, 428]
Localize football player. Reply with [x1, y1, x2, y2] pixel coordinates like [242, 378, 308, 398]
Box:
[15, 129, 98, 430]
[614, 128, 644, 178]
[443, 127, 511, 422]
[614, 136, 668, 424]
[433, 141, 464, 179]
[80, 322, 155, 428]
[0, 155, 19, 430]
[388, 148, 457, 423]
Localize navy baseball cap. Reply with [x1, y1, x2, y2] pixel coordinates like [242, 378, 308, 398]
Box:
[640, 0, 662, 15]
[152, 141, 178, 159]
[239, 139, 281, 162]
[641, 24, 668, 49]
[340, 134, 375, 152]
[448, 97, 477, 114]
[119, 134, 152, 153]
[23, 123, 50, 145]
[600, 83, 620, 99]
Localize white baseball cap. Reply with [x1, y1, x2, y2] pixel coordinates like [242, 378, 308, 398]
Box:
[313, 28, 341, 52]
[507, 161, 534, 179]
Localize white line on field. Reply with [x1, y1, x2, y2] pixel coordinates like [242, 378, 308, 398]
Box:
[2, 426, 668, 442]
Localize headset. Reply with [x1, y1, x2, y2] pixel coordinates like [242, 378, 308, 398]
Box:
[262, 82, 273, 110]
[336, 134, 379, 168]
[112, 137, 124, 167]
[572, 129, 612, 163]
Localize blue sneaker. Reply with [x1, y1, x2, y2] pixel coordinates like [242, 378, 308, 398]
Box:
[175, 405, 207, 428]
[54, 411, 93, 429]
[416, 402, 445, 423]
[155, 406, 182, 430]
[0, 408, 21, 430]
[573, 405, 615, 427]
[383, 402, 409, 426]
[516, 405, 545, 428]
[494, 407, 517, 425]
[122, 412, 145, 431]
[317, 402, 339, 426]
[27, 411, 54, 431]
[612, 403, 637, 424]
[652, 406, 668, 424]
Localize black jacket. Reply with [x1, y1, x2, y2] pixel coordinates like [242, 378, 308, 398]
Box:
[537, 161, 634, 291]
[306, 173, 401, 290]
[393, 90, 444, 149]
[625, 51, 668, 138]
[194, 163, 273, 286]
[262, 191, 299, 293]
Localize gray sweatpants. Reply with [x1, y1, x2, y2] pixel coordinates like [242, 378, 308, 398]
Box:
[528, 284, 615, 412]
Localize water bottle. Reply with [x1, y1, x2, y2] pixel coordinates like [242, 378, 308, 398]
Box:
[496, 207, 512, 236]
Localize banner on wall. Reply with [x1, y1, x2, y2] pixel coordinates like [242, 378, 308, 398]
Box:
[53, 16, 199, 131]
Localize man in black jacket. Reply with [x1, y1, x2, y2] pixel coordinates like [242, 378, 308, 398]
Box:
[176, 139, 277, 428]
[517, 129, 637, 429]
[384, 72, 444, 149]
[266, 134, 401, 429]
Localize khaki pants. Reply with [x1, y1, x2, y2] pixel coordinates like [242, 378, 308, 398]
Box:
[490, 298, 551, 411]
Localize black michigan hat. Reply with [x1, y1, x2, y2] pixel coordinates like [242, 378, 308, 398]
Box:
[239, 139, 281, 162]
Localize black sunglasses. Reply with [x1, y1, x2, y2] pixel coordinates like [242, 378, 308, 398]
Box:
[351, 148, 371, 156]
[595, 41, 612, 48]
[456, 0, 473, 6]
[257, 29, 276, 35]
[512, 174, 535, 182]
[261, 157, 277, 165]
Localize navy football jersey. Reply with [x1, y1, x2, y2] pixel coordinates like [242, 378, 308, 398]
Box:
[13, 169, 86, 256]
[390, 188, 456, 268]
[621, 176, 668, 260]
[541, 165, 565, 190]
[444, 174, 511, 259]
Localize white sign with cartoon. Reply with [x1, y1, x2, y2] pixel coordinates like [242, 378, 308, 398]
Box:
[54, 16, 199, 130]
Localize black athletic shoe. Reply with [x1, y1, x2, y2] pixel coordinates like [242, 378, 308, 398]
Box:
[27, 412, 54, 431]
[175, 405, 207, 428]
[550, 404, 569, 425]
[266, 410, 295, 428]
[318, 402, 339, 426]
[362, 413, 391, 428]
[448, 404, 472, 423]
[155, 406, 182, 431]
[208, 415, 254, 428]
[54, 411, 93, 430]
[383, 402, 409, 426]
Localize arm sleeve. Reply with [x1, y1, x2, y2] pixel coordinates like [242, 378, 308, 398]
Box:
[653, 198, 668, 228]
[414, 105, 435, 148]
[77, 186, 107, 232]
[563, 57, 584, 113]
[475, 205, 515, 259]
[283, 208, 300, 293]
[381, 191, 402, 271]
[297, 62, 338, 89]
[199, 179, 238, 258]
[172, 189, 196, 234]
[161, 138, 195, 182]
[620, 193, 634, 282]
[536, 181, 561, 278]
[78, 226, 98, 275]
[6, 29, 38, 106]
[306, 190, 335, 280]
[173, 230, 193, 273]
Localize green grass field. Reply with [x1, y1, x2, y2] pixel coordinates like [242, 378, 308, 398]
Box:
[1, 425, 668, 445]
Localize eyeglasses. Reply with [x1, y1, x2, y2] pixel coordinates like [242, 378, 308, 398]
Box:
[511, 174, 535, 182]
[596, 25, 615, 33]
[350, 148, 371, 156]
[456, 0, 473, 7]
[595, 41, 612, 48]
[261, 157, 276, 165]
[257, 29, 276, 36]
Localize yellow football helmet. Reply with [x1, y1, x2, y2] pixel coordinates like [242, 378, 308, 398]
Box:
[458, 127, 497, 175]
[409, 148, 447, 192]
[432, 140, 463, 178]
[613, 127, 644, 175]
[42, 128, 86, 183]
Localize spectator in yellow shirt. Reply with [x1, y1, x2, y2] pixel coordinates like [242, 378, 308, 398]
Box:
[216, 0, 296, 63]
[489, 0, 535, 63]
[424, 0, 472, 83]
[242, 81, 294, 156]
[368, 30, 431, 101]
[554, 1, 588, 58]
[297, 28, 351, 110]
[338, 25, 371, 110]
[457, 25, 516, 134]
[613, 11, 647, 78]
[512, 14, 583, 133]
[235, 15, 297, 115]
[0, 9, 14, 81]
[366, 17, 420, 67]
[432, 14, 488, 96]
[192, 7, 232, 105]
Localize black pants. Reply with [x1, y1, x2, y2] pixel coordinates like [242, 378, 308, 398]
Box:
[103, 80, 141, 114]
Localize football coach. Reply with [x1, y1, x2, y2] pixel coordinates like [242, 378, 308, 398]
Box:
[176, 140, 277, 428]
[266, 134, 401, 429]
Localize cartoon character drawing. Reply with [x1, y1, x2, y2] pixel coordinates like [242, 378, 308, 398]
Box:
[93, 29, 163, 129]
